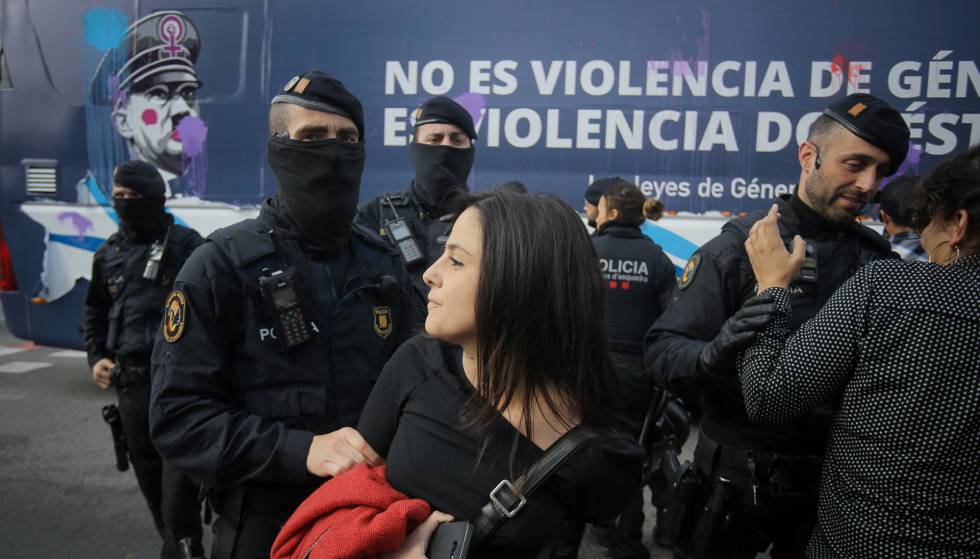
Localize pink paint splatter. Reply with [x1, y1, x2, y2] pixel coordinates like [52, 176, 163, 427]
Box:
[141, 109, 158, 125]
[452, 93, 486, 129]
[878, 144, 922, 190]
[57, 211, 94, 240]
[177, 116, 208, 197]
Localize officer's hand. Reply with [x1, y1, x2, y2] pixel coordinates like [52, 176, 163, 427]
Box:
[306, 427, 384, 478]
[698, 293, 775, 378]
[91, 358, 116, 390]
[381, 511, 454, 559]
[745, 204, 807, 291]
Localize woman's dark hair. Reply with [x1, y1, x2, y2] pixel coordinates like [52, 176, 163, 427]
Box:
[643, 197, 665, 221]
[602, 182, 646, 226]
[905, 144, 980, 245]
[451, 191, 620, 460]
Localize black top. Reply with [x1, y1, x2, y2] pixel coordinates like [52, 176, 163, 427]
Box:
[739, 255, 980, 558]
[644, 193, 895, 453]
[357, 335, 643, 558]
[83, 219, 203, 366]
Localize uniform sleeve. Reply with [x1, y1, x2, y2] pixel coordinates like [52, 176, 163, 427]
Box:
[737, 267, 871, 423]
[356, 340, 422, 457]
[643, 239, 744, 403]
[82, 246, 111, 367]
[654, 250, 677, 312]
[391, 256, 426, 344]
[149, 244, 316, 489]
[354, 197, 383, 236]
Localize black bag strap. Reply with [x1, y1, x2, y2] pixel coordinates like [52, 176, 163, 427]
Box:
[472, 425, 601, 546]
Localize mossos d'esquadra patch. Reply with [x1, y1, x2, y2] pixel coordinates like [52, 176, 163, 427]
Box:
[678, 253, 701, 290]
[163, 290, 188, 343]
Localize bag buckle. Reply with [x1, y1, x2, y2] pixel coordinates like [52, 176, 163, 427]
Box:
[489, 480, 526, 518]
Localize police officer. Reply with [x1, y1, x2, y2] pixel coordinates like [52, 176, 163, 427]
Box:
[83, 159, 205, 558]
[148, 71, 423, 559]
[584, 176, 622, 229]
[591, 181, 678, 558]
[644, 93, 910, 558]
[354, 95, 477, 293]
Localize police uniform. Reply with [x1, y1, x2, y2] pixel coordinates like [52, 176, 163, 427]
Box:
[148, 72, 424, 559]
[643, 94, 909, 558]
[591, 220, 677, 558]
[83, 160, 205, 559]
[354, 96, 477, 294]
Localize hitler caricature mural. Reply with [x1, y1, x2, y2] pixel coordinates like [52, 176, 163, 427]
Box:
[23, 10, 251, 302]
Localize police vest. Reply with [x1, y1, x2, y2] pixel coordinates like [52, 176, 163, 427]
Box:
[206, 217, 408, 432]
[592, 224, 674, 352]
[102, 225, 198, 358]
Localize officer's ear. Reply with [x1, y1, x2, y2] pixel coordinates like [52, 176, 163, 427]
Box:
[609, 208, 621, 222]
[799, 141, 818, 173]
[112, 99, 135, 139]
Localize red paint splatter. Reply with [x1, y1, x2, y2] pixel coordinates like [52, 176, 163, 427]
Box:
[831, 54, 848, 75]
[141, 109, 158, 125]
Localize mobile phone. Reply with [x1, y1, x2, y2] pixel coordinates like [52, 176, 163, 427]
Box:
[425, 520, 472, 559]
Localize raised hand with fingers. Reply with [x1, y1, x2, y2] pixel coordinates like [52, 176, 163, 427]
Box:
[745, 204, 807, 292]
[698, 293, 777, 378]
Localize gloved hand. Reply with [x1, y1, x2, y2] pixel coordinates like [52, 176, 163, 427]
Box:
[698, 293, 775, 378]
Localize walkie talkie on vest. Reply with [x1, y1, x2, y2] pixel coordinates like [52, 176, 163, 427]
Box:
[260, 230, 313, 350]
[382, 198, 424, 266]
[143, 226, 172, 282]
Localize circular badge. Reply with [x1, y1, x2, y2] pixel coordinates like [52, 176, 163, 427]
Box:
[678, 254, 701, 290]
[163, 290, 188, 343]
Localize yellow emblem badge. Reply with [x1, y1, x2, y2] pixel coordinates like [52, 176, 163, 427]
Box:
[373, 306, 392, 339]
[163, 291, 188, 343]
[678, 254, 701, 290]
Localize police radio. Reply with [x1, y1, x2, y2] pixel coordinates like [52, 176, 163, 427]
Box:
[799, 241, 818, 282]
[142, 226, 172, 283]
[382, 198, 424, 266]
[259, 269, 313, 350]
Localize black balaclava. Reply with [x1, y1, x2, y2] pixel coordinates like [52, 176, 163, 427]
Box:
[410, 143, 474, 214]
[266, 70, 367, 256]
[112, 160, 168, 241]
[267, 137, 365, 256]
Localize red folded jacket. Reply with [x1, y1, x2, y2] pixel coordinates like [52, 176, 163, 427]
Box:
[271, 464, 431, 559]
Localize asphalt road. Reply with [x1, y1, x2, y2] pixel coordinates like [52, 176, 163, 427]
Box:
[0, 314, 697, 558]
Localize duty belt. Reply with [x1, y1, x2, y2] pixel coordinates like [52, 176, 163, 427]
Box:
[111, 365, 150, 388]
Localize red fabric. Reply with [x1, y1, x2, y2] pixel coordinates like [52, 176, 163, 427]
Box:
[271, 464, 431, 559]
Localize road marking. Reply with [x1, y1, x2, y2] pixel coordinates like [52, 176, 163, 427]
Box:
[0, 347, 28, 357]
[0, 361, 53, 374]
[48, 350, 87, 359]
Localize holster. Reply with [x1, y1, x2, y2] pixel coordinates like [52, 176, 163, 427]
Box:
[101, 403, 129, 472]
[657, 448, 705, 547]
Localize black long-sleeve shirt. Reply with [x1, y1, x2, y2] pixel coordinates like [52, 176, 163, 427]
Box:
[738, 256, 980, 558]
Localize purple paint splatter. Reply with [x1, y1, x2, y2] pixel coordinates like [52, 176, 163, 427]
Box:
[57, 211, 94, 240]
[178, 116, 208, 197]
[452, 93, 487, 128]
[879, 144, 922, 189]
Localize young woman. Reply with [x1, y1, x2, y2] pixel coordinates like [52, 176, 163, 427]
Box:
[358, 190, 643, 557]
[738, 145, 980, 558]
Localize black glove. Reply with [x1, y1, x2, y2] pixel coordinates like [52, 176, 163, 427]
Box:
[698, 293, 775, 378]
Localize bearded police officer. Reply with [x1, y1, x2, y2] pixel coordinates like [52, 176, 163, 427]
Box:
[354, 96, 477, 293]
[149, 71, 423, 559]
[644, 93, 909, 559]
[84, 159, 205, 558]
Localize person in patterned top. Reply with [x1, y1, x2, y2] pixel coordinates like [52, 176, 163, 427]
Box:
[738, 144, 980, 558]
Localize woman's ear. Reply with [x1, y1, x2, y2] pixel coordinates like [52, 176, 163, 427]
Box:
[948, 209, 971, 249]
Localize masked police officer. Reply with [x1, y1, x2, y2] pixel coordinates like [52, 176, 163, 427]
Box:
[644, 93, 909, 559]
[148, 71, 423, 559]
[83, 159, 205, 558]
[592, 181, 678, 558]
[354, 96, 477, 293]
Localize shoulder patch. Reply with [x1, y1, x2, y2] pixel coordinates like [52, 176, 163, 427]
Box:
[373, 306, 393, 339]
[678, 254, 701, 290]
[162, 291, 188, 343]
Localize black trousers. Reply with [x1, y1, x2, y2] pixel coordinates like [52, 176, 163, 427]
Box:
[116, 378, 204, 558]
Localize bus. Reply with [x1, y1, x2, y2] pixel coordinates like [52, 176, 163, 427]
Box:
[1, 0, 977, 348]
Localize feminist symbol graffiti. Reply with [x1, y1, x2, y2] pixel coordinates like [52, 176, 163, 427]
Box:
[158, 14, 187, 58]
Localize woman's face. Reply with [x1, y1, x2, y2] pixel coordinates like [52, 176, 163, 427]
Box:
[422, 206, 482, 346]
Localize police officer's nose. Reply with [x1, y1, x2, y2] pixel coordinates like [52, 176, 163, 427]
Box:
[854, 167, 879, 198]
